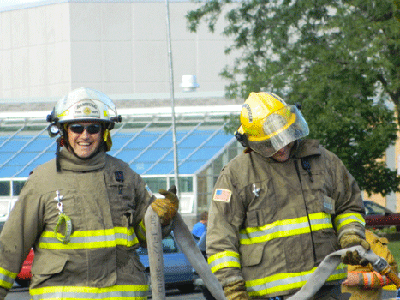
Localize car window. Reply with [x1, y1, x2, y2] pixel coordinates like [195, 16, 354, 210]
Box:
[137, 235, 179, 255]
[364, 201, 392, 215]
[0, 221, 4, 233]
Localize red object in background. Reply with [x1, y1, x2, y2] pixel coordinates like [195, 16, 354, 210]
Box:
[364, 200, 400, 231]
[15, 249, 33, 287]
[365, 213, 400, 228]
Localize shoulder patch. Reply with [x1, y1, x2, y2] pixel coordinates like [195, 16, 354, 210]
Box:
[213, 189, 231, 202]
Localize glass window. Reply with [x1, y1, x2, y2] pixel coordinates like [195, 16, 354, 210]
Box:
[0, 182, 10, 196]
[144, 177, 167, 193]
[170, 177, 193, 192]
[12, 180, 26, 196]
[136, 234, 178, 255]
[0, 201, 9, 218]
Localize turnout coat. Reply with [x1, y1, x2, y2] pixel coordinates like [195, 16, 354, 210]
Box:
[0, 149, 154, 299]
[207, 139, 366, 299]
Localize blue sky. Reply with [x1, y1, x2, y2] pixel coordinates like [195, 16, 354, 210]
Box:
[0, 0, 44, 10]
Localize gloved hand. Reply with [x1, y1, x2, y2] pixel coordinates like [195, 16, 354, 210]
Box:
[151, 185, 179, 226]
[223, 280, 250, 300]
[340, 232, 370, 266]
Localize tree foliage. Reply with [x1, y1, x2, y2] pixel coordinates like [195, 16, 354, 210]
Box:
[187, 0, 400, 196]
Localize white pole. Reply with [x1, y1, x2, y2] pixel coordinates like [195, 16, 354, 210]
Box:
[165, 0, 180, 197]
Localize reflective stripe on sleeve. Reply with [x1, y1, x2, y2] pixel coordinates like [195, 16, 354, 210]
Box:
[39, 227, 139, 250]
[30, 284, 149, 299]
[136, 220, 146, 242]
[239, 213, 332, 245]
[334, 213, 365, 231]
[246, 263, 347, 297]
[208, 251, 241, 273]
[0, 267, 18, 289]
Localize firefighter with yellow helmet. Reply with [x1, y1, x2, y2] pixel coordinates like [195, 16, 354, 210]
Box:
[0, 87, 179, 299]
[207, 92, 368, 300]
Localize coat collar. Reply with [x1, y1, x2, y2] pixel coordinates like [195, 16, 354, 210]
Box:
[292, 139, 321, 158]
[58, 148, 106, 172]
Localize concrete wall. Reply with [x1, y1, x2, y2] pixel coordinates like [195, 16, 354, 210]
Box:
[0, 1, 235, 99]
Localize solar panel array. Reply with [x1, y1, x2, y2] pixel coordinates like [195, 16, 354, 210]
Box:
[0, 122, 235, 178]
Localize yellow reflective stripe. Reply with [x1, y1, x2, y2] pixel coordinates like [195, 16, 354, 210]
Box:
[115, 227, 138, 247]
[136, 219, 146, 242]
[334, 213, 365, 231]
[0, 267, 18, 289]
[30, 284, 149, 300]
[39, 227, 139, 250]
[208, 251, 241, 273]
[246, 263, 347, 297]
[239, 213, 332, 245]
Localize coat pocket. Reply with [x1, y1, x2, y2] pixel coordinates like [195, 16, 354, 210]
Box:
[240, 243, 265, 267]
[31, 253, 69, 275]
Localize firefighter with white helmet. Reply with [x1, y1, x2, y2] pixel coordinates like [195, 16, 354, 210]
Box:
[207, 92, 369, 300]
[0, 87, 179, 299]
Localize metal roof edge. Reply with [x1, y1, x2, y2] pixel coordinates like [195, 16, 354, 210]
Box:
[0, 105, 241, 121]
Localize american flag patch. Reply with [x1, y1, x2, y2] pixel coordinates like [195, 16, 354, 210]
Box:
[213, 189, 231, 202]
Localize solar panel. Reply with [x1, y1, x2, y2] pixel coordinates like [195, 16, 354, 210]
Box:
[0, 126, 235, 177]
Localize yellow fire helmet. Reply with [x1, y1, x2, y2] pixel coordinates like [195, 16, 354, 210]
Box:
[236, 92, 309, 157]
[47, 87, 122, 151]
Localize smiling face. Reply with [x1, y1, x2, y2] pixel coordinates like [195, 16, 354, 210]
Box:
[67, 122, 103, 159]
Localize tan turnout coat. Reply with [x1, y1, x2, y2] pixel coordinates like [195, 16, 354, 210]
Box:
[0, 149, 154, 299]
[207, 139, 366, 299]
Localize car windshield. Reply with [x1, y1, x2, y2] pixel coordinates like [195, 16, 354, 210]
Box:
[137, 235, 179, 255]
[364, 201, 392, 215]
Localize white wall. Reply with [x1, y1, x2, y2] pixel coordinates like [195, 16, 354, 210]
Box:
[0, 1, 236, 99]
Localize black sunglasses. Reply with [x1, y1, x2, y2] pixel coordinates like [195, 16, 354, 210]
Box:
[69, 124, 102, 135]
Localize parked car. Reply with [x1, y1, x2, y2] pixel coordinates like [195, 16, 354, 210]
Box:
[364, 200, 400, 230]
[137, 232, 195, 293]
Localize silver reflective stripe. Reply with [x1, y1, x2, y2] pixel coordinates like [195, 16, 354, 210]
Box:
[240, 220, 309, 240]
[209, 254, 241, 270]
[334, 213, 365, 231]
[365, 273, 372, 286]
[39, 228, 138, 249]
[247, 265, 346, 295]
[31, 289, 148, 299]
[0, 273, 15, 287]
[239, 214, 332, 244]
[40, 235, 115, 244]
[309, 218, 331, 226]
[115, 232, 135, 242]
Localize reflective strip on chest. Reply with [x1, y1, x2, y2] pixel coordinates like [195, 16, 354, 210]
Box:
[30, 284, 149, 299]
[39, 227, 138, 249]
[246, 263, 347, 297]
[239, 213, 333, 245]
[208, 251, 241, 273]
[334, 213, 365, 231]
[0, 267, 18, 289]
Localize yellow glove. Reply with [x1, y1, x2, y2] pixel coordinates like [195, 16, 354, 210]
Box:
[151, 186, 179, 226]
[223, 280, 250, 300]
[340, 232, 370, 266]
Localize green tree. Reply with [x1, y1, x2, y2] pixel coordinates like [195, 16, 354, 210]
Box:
[188, 0, 400, 196]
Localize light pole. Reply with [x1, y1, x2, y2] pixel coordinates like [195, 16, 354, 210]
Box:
[165, 0, 180, 197]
